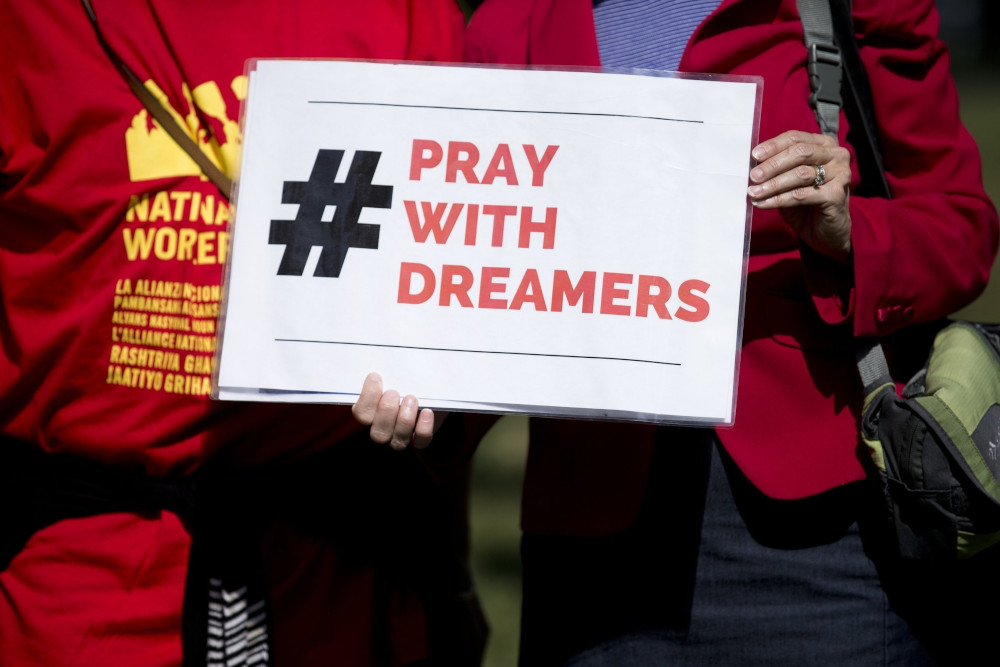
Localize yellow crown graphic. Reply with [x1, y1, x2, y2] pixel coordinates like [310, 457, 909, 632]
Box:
[125, 76, 247, 184]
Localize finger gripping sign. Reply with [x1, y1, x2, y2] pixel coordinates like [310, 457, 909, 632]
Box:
[215, 60, 762, 425]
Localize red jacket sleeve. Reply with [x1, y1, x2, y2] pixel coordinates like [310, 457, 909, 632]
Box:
[811, 0, 998, 335]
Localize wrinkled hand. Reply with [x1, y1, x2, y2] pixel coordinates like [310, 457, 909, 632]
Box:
[351, 372, 445, 450]
[747, 130, 853, 264]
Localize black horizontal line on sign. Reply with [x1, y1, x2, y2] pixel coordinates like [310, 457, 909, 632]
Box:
[307, 100, 703, 124]
[275, 338, 682, 367]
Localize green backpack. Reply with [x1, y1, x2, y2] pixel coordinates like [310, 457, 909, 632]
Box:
[860, 323, 1000, 559]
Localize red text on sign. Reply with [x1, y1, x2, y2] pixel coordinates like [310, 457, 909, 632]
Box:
[410, 140, 559, 186]
[404, 201, 556, 249]
[397, 263, 710, 321]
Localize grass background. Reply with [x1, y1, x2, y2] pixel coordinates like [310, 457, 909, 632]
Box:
[952, 70, 1000, 323]
[466, 68, 1000, 667]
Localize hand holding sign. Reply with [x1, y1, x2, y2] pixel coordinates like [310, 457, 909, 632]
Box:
[352, 372, 445, 450]
[747, 130, 853, 264]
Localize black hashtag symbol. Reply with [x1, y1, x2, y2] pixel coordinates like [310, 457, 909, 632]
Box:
[268, 149, 393, 277]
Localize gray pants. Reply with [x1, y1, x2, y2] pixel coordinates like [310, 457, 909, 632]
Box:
[519, 433, 941, 666]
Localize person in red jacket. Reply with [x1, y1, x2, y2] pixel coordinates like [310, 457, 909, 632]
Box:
[464, 0, 999, 664]
[0, 2, 485, 666]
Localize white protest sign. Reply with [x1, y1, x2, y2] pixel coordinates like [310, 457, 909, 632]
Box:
[215, 60, 761, 424]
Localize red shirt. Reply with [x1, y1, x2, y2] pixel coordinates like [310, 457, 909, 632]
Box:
[0, 1, 464, 664]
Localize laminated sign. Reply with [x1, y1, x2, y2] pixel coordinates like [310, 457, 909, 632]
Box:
[214, 60, 761, 425]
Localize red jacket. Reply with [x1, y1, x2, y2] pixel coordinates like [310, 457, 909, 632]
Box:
[465, 0, 998, 535]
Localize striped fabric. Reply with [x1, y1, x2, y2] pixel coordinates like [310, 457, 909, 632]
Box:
[593, 0, 724, 72]
[206, 578, 271, 666]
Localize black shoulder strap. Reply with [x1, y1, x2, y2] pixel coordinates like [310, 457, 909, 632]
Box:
[797, 0, 893, 391]
[827, 0, 892, 199]
[80, 0, 234, 197]
[798, 0, 891, 199]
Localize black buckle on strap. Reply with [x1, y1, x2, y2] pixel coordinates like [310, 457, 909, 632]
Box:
[807, 42, 843, 108]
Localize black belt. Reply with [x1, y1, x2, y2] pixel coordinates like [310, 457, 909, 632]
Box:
[0, 435, 274, 666]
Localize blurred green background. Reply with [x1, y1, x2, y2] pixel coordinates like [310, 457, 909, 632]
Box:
[464, 3, 1000, 665]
